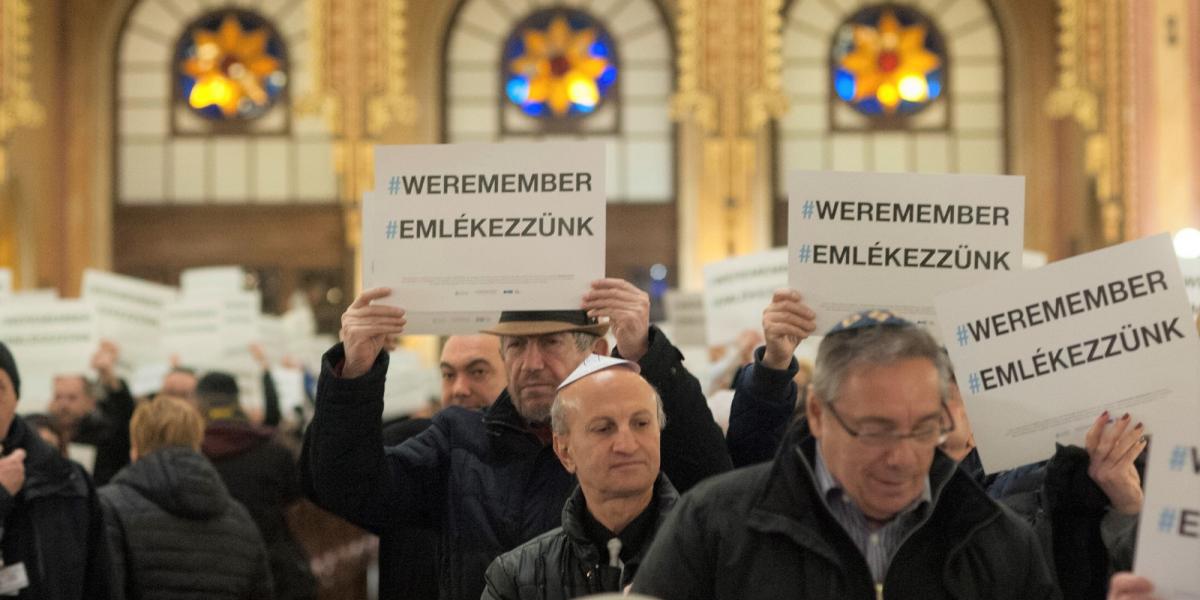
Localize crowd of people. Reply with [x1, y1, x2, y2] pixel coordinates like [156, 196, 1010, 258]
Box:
[0, 273, 1194, 599]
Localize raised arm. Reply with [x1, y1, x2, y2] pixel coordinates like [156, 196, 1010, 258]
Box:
[300, 288, 449, 533]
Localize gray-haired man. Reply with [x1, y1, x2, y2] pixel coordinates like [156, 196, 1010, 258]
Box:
[634, 311, 1061, 600]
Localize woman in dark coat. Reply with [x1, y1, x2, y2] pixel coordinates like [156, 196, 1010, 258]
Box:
[99, 395, 273, 600]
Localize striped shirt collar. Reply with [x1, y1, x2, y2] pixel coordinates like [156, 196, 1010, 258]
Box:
[811, 444, 932, 583]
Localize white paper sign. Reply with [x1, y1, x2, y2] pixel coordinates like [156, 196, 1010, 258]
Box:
[365, 142, 606, 333]
[702, 249, 788, 347]
[402, 311, 501, 336]
[1182, 257, 1200, 317]
[935, 234, 1200, 473]
[662, 291, 707, 347]
[180, 266, 246, 296]
[82, 270, 178, 371]
[270, 367, 308, 419]
[0, 268, 11, 298]
[789, 171, 1025, 332]
[162, 299, 224, 367]
[0, 300, 98, 413]
[1134, 421, 1200, 599]
[383, 350, 437, 416]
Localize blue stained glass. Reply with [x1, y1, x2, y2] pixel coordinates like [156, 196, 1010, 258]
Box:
[591, 41, 609, 58]
[926, 70, 943, 99]
[506, 77, 530, 104]
[834, 70, 857, 102]
[597, 66, 617, 89]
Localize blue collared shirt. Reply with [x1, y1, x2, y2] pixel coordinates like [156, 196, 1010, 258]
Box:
[812, 445, 932, 584]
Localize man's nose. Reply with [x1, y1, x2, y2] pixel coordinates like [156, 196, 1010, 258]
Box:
[521, 343, 545, 370]
[612, 426, 638, 454]
[882, 437, 922, 468]
[451, 375, 471, 397]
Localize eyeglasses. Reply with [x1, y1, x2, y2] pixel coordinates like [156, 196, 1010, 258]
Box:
[822, 400, 955, 448]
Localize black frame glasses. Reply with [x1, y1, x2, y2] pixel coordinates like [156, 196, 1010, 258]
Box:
[822, 400, 956, 448]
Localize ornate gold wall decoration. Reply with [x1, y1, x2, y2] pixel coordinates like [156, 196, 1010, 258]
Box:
[0, 0, 45, 184]
[1045, 0, 1125, 245]
[301, 0, 417, 258]
[0, 0, 44, 280]
[673, 0, 788, 260]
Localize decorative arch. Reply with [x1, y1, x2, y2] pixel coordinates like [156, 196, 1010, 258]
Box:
[441, 0, 677, 204]
[114, 0, 336, 205]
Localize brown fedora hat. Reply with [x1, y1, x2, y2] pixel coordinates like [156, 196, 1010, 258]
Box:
[480, 310, 610, 337]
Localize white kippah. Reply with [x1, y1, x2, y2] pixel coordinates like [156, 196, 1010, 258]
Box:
[556, 354, 640, 391]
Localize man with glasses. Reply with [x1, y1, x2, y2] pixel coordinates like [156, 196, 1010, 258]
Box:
[633, 309, 1059, 599]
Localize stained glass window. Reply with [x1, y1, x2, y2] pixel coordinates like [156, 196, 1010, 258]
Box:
[831, 5, 946, 117]
[502, 9, 618, 119]
[174, 11, 288, 121]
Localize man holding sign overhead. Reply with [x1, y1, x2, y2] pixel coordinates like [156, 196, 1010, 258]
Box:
[304, 140, 729, 600]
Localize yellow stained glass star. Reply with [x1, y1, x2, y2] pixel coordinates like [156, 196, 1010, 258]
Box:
[182, 15, 282, 117]
[508, 15, 610, 116]
[839, 10, 940, 113]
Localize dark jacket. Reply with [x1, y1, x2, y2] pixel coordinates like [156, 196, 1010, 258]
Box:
[99, 447, 273, 600]
[725, 348, 799, 468]
[632, 427, 1060, 599]
[0, 416, 109, 600]
[203, 421, 315, 600]
[965, 446, 1138, 600]
[301, 325, 730, 600]
[72, 381, 136, 485]
[481, 474, 679, 600]
[378, 416, 439, 600]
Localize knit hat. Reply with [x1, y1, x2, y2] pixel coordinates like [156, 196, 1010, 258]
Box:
[195, 372, 244, 421]
[0, 342, 19, 400]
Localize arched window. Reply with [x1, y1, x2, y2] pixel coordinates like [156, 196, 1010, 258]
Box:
[444, 0, 674, 204]
[774, 0, 1005, 243]
[116, 1, 335, 205]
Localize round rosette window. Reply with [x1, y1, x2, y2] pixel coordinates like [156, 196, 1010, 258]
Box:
[831, 5, 947, 116]
[503, 8, 618, 118]
[175, 11, 288, 121]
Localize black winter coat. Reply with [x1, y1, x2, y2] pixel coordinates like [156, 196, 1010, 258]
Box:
[98, 447, 274, 600]
[0, 416, 109, 600]
[302, 326, 731, 600]
[203, 421, 316, 600]
[72, 381, 136, 485]
[632, 429, 1061, 600]
[481, 474, 678, 600]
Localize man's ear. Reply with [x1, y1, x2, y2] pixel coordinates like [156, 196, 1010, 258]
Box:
[806, 391, 824, 440]
[591, 336, 609, 356]
[553, 433, 575, 474]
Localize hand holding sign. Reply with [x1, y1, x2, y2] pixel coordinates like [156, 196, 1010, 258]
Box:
[0, 449, 26, 496]
[340, 288, 407, 379]
[761, 289, 817, 370]
[583, 278, 650, 363]
[1085, 412, 1147, 515]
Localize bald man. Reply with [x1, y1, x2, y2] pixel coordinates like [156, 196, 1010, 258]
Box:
[482, 356, 678, 600]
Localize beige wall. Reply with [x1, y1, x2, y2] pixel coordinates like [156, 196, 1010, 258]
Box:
[2, 0, 1113, 296]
